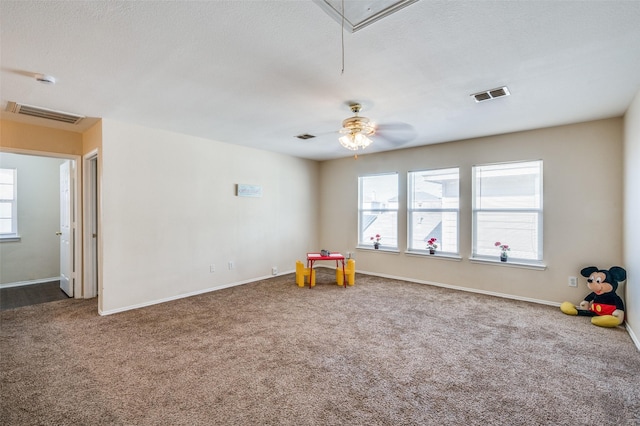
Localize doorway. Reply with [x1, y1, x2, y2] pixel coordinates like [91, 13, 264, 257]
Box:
[0, 149, 84, 300]
[83, 150, 99, 298]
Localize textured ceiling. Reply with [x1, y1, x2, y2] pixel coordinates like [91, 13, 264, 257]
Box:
[2, 1, 640, 161]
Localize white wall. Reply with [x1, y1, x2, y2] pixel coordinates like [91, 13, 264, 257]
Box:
[0, 153, 63, 285]
[319, 118, 624, 305]
[99, 119, 319, 314]
[624, 89, 640, 345]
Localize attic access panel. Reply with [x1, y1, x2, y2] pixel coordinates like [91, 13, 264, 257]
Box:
[313, 0, 420, 32]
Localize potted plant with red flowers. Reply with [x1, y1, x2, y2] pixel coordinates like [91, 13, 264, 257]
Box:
[426, 237, 438, 255]
[370, 234, 381, 249]
[495, 241, 510, 262]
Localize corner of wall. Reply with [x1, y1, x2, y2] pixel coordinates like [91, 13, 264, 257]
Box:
[82, 119, 102, 155]
[623, 88, 640, 351]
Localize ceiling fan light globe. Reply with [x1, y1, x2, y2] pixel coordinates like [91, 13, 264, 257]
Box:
[339, 132, 373, 151]
[339, 134, 358, 150]
[354, 132, 372, 147]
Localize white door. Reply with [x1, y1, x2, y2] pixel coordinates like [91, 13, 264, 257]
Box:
[59, 161, 73, 297]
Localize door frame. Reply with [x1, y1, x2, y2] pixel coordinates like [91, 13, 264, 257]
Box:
[82, 149, 100, 299]
[0, 147, 83, 298]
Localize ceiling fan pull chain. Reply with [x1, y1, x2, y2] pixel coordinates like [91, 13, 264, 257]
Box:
[341, 0, 345, 75]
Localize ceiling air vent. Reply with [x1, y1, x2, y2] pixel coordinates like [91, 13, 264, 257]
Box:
[471, 86, 510, 103]
[295, 134, 316, 140]
[6, 101, 85, 124]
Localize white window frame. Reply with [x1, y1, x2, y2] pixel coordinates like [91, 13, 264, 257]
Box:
[407, 167, 460, 256]
[358, 173, 399, 250]
[471, 160, 544, 265]
[0, 168, 19, 240]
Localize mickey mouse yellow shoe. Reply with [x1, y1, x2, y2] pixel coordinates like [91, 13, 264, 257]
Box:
[591, 315, 622, 328]
[560, 302, 578, 316]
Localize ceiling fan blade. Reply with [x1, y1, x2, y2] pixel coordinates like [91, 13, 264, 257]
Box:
[375, 122, 417, 147]
[376, 122, 414, 131]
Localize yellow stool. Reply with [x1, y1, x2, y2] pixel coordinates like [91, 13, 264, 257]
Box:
[296, 260, 315, 287]
[336, 259, 356, 286]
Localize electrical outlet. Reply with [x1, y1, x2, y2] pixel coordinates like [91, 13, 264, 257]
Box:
[272, 266, 278, 275]
[568, 276, 578, 287]
[228, 261, 234, 270]
[210, 264, 215, 273]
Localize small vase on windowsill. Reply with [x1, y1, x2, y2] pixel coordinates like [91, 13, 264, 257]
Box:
[426, 238, 438, 256]
[374, 243, 380, 250]
[500, 253, 508, 262]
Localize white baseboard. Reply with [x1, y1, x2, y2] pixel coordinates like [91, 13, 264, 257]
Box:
[626, 323, 640, 351]
[0, 277, 61, 289]
[98, 270, 295, 316]
[353, 269, 561, 307]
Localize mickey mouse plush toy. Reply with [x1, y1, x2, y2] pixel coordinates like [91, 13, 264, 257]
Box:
[560, 266, 626, 328]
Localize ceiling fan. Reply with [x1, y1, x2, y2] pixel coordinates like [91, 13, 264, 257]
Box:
[296, 101, 417, 157]
[337, 102, 416, 158]
[338, 103, 376, 153]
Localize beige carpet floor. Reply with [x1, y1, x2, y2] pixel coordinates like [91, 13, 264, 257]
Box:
[2, 270, 639, 425]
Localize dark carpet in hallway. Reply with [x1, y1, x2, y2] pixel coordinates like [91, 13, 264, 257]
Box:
[0, 280, 68, 310]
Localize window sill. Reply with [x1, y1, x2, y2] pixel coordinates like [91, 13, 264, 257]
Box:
[357, 246, 399, 254]
[0, 235, 21, 243]
[469, 257, 547, 270]
[405, 250, 462, 261]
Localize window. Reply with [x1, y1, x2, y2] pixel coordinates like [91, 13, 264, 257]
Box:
[472, 160, 543, 262]
[408, 168, 459, 254]
[358, 173, 398, 249]
[0, 168, 18, 238]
